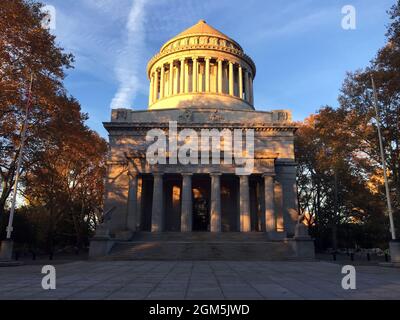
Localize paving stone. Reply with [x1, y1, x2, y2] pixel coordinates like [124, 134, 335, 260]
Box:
[0, 261, 400, 300]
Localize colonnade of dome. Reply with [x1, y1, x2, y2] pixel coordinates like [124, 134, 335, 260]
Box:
[147, 20, 256, 111]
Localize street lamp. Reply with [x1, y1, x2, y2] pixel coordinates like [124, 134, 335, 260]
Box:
[371, 75, 399, 266]
[0, 74, 33, 262]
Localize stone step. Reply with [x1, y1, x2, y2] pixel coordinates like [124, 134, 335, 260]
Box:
[130, 232, 277, 242]
[102, 236, 296, 261]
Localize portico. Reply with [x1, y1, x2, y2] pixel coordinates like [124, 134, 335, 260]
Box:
[125, 172, 282, 234]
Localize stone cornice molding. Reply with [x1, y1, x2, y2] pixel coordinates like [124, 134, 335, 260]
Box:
[104, 122, 298, 133]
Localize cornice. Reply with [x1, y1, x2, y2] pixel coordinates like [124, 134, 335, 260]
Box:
[103, 122, 298, 133]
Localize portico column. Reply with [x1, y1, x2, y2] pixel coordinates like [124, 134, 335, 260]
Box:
[160, 65, 165, 99]
[180, 59, 185, 94]
[205, 57, 211, 92]
[181, 174, 193, 232]
[153, 70, 159, 102]
[239, 175, 251, 232]
[263, 174, 276, 233]
[238, 65, 244, 99]
[217, 59, 223, 94]
[151, 173, 164, 232]
[210, 173, 222, 232]
[244, 70, 250, 102]
[169, 61, 174, 96]
[127, 172, 138, 231]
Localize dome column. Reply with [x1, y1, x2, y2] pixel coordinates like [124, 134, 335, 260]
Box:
[169, 61, 174, 96]
[249, 74, 254, 105]
[160, 64, 165, 99]
[229, 62, 234, 96]
[192, 57, 198, 93]
[184, 60, 189, 93]
[205, 57, 211, 92]
[179, 59, 185, 94]
[217, 59, 223, 94]
[244, 70, 250, 103]
[149, 73, 154, 105]
[153, 69, 159, 103]
[238, 65, 244, 99]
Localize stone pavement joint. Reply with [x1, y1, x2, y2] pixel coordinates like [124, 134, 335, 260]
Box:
[0, 261, 399, 300]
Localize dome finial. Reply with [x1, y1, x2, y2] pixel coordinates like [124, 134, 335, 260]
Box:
[198, 19, 206, 24]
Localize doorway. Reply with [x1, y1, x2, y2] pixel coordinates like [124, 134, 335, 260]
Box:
[192, 175, 210, 231]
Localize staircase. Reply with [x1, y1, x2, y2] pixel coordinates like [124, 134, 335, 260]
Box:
[100, 232, 297, 261]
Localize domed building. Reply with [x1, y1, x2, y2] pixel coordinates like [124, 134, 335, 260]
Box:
[89, 21, 314, 260]
[147, 19, 255, 111]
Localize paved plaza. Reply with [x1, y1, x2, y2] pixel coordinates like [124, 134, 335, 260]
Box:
[0, 261, 399, 300]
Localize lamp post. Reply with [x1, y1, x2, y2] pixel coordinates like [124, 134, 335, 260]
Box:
[371, 75, 399, 265]
[0, 74, 33, 261]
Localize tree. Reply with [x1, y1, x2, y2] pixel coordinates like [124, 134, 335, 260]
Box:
[0, 1, 108, 253]
[338, 1, 400, 232]
[296, 2, 400, 250]
[0, 0, 74, 217]
[296, 108, 387, 250]
[23, 96, 107, 251]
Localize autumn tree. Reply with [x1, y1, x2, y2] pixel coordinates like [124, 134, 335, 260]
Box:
[23, 95, 107, 251]
[0, 0, 108, 252]
[296, 2, 400, 250]
[0, 0, 73, 217]
[338, 2, 400, 231]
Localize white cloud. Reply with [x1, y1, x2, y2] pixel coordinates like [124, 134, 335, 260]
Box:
[110, 0, 149, 109]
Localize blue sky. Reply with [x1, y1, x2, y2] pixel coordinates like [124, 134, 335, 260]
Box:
[46, 0, 395, 138]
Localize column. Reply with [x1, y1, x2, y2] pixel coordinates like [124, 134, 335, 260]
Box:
[169, 61, 174, 96]
[160, 65, 165, 99]
[136, 177, 143, 230]
[180, 59, 185, 94]
[192, 57, 198, 93]
[238, 65, 244, 99]
[229, 62, 234, 96]
[263, 174, 276, 233]
[127, 172, 138, 231]
[153, 70, 159, 102]
[279, 166, 299, 236]
[239, 175, 251, 232]
[275, 181, 284, 232]
[151, 173, 164, 232]
[244, 70, 250, 102]
[148, 73, 154, 105]
[198, 61, 203, 92]
[181, 174, 192, 232]
[205, 57, 211, 92]
[249, 75, 254, 105]
[184, 60, 189, 93]
[210, 173, 222, 232]
[218, 59, 223, 94]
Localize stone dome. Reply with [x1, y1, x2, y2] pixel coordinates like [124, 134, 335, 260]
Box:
[147, 20, 256, 111]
